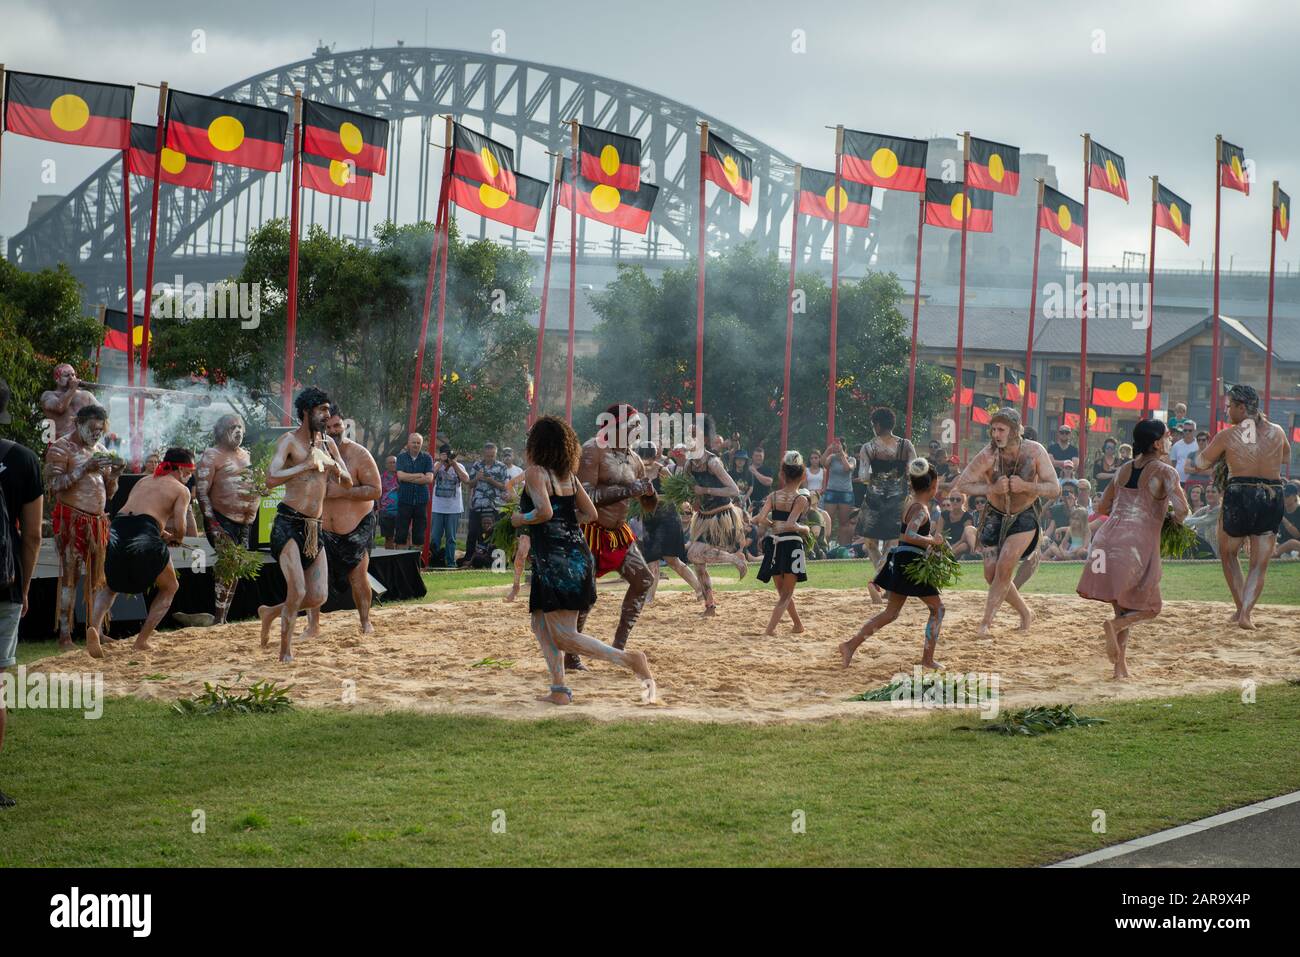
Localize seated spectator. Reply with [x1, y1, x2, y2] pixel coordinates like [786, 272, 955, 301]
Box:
[1186, 483, 1205, 511]
[1117, 443, 1133, 466]
[1044, 480, 1078, 543]
[1076, 478, 1094, 515]
[1185, 486, 1223, 559]
[461, 512, 498, 569]
[1060, 461, 1077, 482]
[1273, 483, 1300, 559]
[1184, 430, 1214, 482]
[940, 490, 979, 559]
[1047, 506, 1091, 560]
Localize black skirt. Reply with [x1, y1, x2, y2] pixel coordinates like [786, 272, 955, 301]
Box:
[106, 513, 171, 595]
[640, 503, 688, 562]
[872, 545, 939, 598]
[757, 534, 807, 583]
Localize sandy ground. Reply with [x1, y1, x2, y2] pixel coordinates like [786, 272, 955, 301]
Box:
[29, 586, 1300, 724]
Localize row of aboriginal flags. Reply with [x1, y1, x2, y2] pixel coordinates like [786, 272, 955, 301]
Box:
[1, 67, 1294, 466]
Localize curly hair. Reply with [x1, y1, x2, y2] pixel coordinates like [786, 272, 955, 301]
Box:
[294, 386, 331, 423]
[526, 415, 582, 479]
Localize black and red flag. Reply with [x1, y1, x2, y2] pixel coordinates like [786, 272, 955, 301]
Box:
[1091, 371, 1162, 411]
[1039, 185, 1084, 246]
[797, 167, 871, 227]
[1088, 140, 1129, 202]
[941, 366, 976, 405]
[924, 179, 993, 232]
[128, 123, 213, 191]
[1219, 140, 1250, 195]
[166, 90, 288, 172]
[451, 171, 548, 231]
[302, 99, 388, 174]
[966, 136, 1020, 195]
[579, 125, 641, 191]
[840, 130, 927, 192]
[970, 396, 1001, 425]
[1291, 413, 1300, 443]
[1062, 397, 1111, 433]
[1154, 184, 1192, 245]
[1002, 368, 1039, 409]
[451, 123, 516, 196]
[1275, 187, 1290, 241]
[559, 160, 657, 234]
[704, 132, 752, 204]
[101, 308, 147, 352]
[301, 152, 372, 201]
[2, 71, 132, 149]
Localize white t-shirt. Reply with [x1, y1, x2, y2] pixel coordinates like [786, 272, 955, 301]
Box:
[805, 467, 825, 493]
[1169, 438, 1198, 481]
[430, 462, 466, 514]
[505, 464, 524, 481]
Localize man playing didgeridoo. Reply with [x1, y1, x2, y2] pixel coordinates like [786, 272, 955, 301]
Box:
[952, 407, 1060, 635]
[1193, 384, 1291, 630]
[195, 414, 260, 624]
[257, 387, 352, 662]
[86, 449, 196, 655]
[320, 405, 382, 634]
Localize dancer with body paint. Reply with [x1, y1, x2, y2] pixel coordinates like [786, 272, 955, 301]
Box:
[683, 414, 748, 616]
[635, 442, 704, 604]
[754, 451, 811, 635]
[195, 414, 260, 625]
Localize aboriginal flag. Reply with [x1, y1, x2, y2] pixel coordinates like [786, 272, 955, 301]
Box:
[302, 99, 388, 174]
[941, 366, 976, 405]
[1154, 184, 1192, 245]
[451, 171, 548, 231]
[102, 308, 148, 352]
[451, 123, 516, 196]
[559, 159, 657, 234]
[301, 152, 372, 201]
[704, 132, 752, 204]
[1039, 185, 1084, 247]
[1092, 371, 1162, 411]
[924, 179, 993, 232]
[966, 137, 1020, 195]
[841, 130, 927, 192]
[1291, 413, 1300, 443]
[1275, 187, 1290, 240]
[3, 71, 132, 149]
[579, 126, 641, 191]
[1220, 140, 1250, 195]
[970, 396, 1001, 425]
[166, 90, 288, 172]
[1002, 368, 1039, 409]
[127, 123, 214, 191]
[1088, 140, 1129, 202]
[1062, 397, 1111, 433]
[798, 167, 872, 227]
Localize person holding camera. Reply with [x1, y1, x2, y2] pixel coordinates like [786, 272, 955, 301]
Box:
[429, 444, 470, 567]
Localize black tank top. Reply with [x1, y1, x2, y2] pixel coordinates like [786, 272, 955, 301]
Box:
[689, 453, 732, 511]
[899, 504, 930, 537]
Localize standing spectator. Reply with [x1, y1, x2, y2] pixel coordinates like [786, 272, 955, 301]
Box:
[1273, 483, 1300, 559]
[1048, 425, 1080, 476]
[822, 438, 857, 546]
[748, 447, 774, 511]
[465, 441, 509, 560]
[501, 447, 524, 485]
[1168, 402, 1189, 431]
[377, 454, 399, 548]
[0, 379, 45, 809]
[394, 433, 434, 550]
[805, 450, 825, 494]
[927, 440, 954, 482]
[1185, 430, 1214, 484]
[1118, 443, 1133, 466]
[1169, 419, 1199, 481]
[1092, 438, 1121, 495]
[429, 444, 469, 567]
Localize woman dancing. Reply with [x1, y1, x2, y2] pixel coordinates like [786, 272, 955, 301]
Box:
[839, 459, 946, 670]
[511, 416, 655, 704]
[635, 442, 704, 603]
[755, 452, 812, 635]
[684, 415, 748, 616]
[856, 407, 915, 603]
[1077, 419, 1188, 679]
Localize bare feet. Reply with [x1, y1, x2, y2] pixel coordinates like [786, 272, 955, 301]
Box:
[301, 622, 320, 641]
[258, 605, 275, 648]
[868, 584, 885, 605]
[85, 627, 104, 659]
[133, 637, 152, 651]
[360, 620, 374, 636]
[1102, 619, 1119, 663]
[57, 637, 75, 652]
[1237, 613, 1256, 630]
[279, 652, 293, 663]
[792, 624, 805, 634]
[539, 691, 572, 705]
[504, 584, 519, 603]
[838, 640, 856, 668]
[976, 622, 992, 637]
[624, 650, 657, 704]
[1018, 609, 1035, 632]
[732, 552, 748, 578]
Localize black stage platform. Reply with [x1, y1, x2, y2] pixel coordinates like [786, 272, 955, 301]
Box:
[21, 538, 427, 641]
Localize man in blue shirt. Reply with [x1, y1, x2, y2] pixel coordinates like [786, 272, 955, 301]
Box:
[394, 432, 434, 550]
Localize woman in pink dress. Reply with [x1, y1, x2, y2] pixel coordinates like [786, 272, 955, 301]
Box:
[1077, 419, 1189, 679]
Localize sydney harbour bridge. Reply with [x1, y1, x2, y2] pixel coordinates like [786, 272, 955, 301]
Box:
[7, 45, 883, 307]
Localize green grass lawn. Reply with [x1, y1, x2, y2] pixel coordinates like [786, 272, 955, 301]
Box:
[2, 561, 1296, 867]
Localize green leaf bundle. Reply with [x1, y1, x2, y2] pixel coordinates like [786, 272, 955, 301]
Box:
[173, 679, 294, 716]
[1160, 514, 1199, 559]
[901, 541, 961, 589]
[491, 499, 520, 560]
[213, 537, 264, 586]
[958, 704, 1106, 736]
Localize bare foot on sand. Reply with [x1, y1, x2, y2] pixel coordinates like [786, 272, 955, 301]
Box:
[976, 622, 992, 637]
[85, 628, 104, 659]
[792, 624, 805, 634]
[360, 620, 374, 636]
[625, 650, 657, 703]
[1017, 609, 1035, 632]
[279, 653, 293, 663]
[539, 690, 572, 705]
[732, 552, 748, 578]
[1102, 619, 1119, 663]
[504, 584, 519, 603]
[1237, 613, 1257, 630]
[58, 637, 75, 652]
[838, 640, 856, 668]
[301, 622, 320, 641]
[258, 605, 276, 648]
[133, 637, 152, 651]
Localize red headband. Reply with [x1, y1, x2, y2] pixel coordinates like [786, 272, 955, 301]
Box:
[154, 461, 195, 477]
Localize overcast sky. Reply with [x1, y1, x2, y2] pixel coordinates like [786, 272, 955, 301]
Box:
[1, 0, 1297, 270]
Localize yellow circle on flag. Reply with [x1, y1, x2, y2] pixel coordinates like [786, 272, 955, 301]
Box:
[600, 144, 621, 177]
[824, 185, 848, 213]
[722, 154, 740, 186]
[1057, 205, 1072, 231]
[988, 153, 1005, 182]
[50, 94, 90, 132]
[1170, 203, 1183, 231]
[208, 115, 245, 153]
[1281, 203, 1289, 230]
[591, 183, 621, 213]
[1105, 159, 1119, 188]
[1087, 408, 1098, 426]
[870, 147, 898, 179]
[329, 160, 353, 186]
[1116, 381, 1138, 403]
[480, 147, 500, 178]
[1018, 377, 1027, 395]
[161, 148, 187, 175]
[478, 183, 509, 209]
[949, 192, 971, 221]
[339, 121, 363, 155]
[1231, 155, 1244, 181]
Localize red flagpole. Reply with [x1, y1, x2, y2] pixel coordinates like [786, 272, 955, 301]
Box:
[826, 126, 844, 451]
[0, 64, 6, 202]
[1211, 134, 1223, 434]
[121, 147, 137, 458]
[565, 120, 578, 424]
[410, 125, 452, 435]
[1143, 176, 1158, 418]
[904, 191, 925, 439]
[695, 122, 709, 414]
[1022, 179, 1044, 422]
[528, 154, 563, 427]
[422, 116, 455, 565]
[1266, 180, 1279, 418]
[94, 305, 106, 381]
[137, 82, 167, 463]
[282, 90, 303, 425]
[780, 164, 801, 458]
[1079, 133, 1091, 464]
[953, 132, 971, 463]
